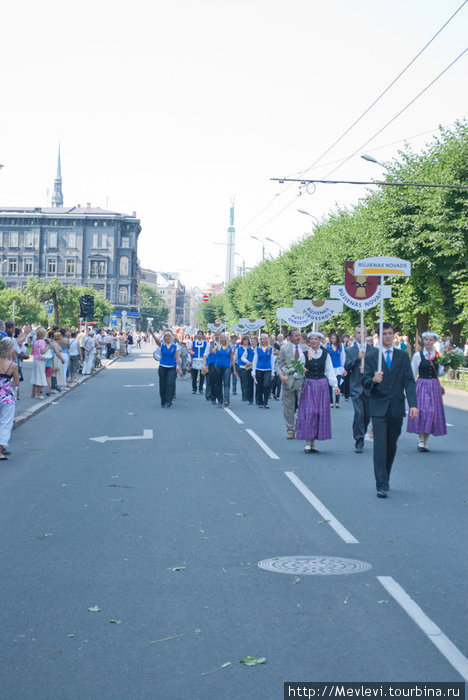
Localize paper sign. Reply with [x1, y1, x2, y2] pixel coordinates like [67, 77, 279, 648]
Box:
[354, 257, 411, 276]
[293, 299, 343, 322]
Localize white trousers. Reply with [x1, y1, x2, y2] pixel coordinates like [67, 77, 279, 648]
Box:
[0, 402, 15, 447]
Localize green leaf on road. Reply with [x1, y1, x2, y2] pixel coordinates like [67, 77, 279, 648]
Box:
[239, 656, 266, 666]
[110, 619, 122, 624]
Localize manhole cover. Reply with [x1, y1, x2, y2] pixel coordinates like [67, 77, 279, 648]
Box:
[258, 556, 372, 576]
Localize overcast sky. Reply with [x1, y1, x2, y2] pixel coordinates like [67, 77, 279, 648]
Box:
[1, 0, 466, 289]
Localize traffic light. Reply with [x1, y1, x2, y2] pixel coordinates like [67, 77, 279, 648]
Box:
[79, 294, 95, 318]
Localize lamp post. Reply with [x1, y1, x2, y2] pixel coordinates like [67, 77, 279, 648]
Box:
[265, 236, 282, 255]
[297, 209, 318, 233]
[234, 252, 246, 276]
[360, 153, 393, 173]
[250, 235, 265, 261]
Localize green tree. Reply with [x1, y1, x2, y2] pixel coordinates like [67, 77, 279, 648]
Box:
[139, 282, 169, 330]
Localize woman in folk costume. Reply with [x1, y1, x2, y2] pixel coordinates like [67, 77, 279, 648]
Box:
[213, 332, 235, 407]
[234, 335, 254, 404]
[407, 331, 447, 452]
[252, 333, 276, 408]
[296, 331, 340, 453]
[188, 330, 208, 394]
[325, 330, 346, 408]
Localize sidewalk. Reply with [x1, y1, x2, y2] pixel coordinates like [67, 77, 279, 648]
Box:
[14, 355, 119, 429]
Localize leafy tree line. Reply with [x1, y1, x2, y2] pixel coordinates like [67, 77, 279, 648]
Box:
[0, 277, 169, 331]
[198, 121, 468, 345]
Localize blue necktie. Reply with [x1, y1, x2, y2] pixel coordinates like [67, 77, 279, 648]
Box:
[385, 349, 392, 369]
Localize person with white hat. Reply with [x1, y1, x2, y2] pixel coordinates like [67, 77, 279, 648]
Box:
[296, 331, 339, 453]
[407, 331, 447, 452]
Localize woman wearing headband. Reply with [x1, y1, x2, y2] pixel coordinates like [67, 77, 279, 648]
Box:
[407, 332, 446, 452]
[296, 331, 339, 453]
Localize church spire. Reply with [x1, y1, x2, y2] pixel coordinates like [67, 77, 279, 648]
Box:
[51, 144, 63, 207]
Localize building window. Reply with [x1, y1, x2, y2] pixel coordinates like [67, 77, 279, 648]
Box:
[48, 232, 57, 248]
[10, 232, 18, 247]
[101, 233, 107, 248]
[66, 259, 75, 275]
[25, 232, 34, 247]
[9, 258, 17, 274]
[119, 256, 129, 276]
[68, 232, 76, 248]
[99, 261, 105, 275]
[121, 236, 130, 248]
[90, 260, 98, 275]
[119, 286, 128, 304]
[24, 258, 33, 274]
[92, 233, 99, 248]
[48, 259, 57, 274]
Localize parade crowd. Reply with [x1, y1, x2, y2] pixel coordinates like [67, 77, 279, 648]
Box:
[1, 317, 466, 497]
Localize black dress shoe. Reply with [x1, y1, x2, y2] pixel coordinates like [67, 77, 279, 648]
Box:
[377, 491, 388, 499]
[355, 446, 363, 453]
[417, 446, 429, 452]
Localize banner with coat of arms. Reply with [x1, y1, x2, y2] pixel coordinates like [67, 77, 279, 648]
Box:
[330, 260, 391, 310]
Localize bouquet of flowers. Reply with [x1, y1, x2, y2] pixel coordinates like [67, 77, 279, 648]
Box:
[283, 358, 305, 376]
[440, 346, 465, 370]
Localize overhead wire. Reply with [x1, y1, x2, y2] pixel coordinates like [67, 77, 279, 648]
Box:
[236, 1, 467, 238]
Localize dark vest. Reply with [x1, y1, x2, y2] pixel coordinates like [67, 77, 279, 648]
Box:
[304, 349, 328, 380]
[418, 353, 439, 379]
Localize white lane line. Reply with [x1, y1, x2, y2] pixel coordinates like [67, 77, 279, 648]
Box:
[284, 471, 359, 544]
[245, 429, 280, 460]
[378, 576, 468, 681]
[224, 407, 244, 424]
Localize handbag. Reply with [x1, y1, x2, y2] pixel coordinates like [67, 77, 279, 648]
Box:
[429, 357, 445, 395]
[42, 349, 53, 360]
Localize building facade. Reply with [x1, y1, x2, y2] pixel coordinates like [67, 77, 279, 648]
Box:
[0, 206, 141, 319]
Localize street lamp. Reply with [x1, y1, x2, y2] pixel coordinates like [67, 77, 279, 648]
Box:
[361, 153, 391, 172]
[265, 237, 282, 254]
[297, 209, 318, 234]
[234, 252, 245, 276]
[250, 235, 265, 261]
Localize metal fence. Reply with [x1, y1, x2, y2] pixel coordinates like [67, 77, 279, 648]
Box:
[440, 367, 468, 391]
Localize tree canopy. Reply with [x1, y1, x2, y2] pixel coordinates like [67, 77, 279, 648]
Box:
[198, 121, 468, 344]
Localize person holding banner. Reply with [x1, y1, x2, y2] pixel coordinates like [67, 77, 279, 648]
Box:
[363, 323, 417, 498]
[345, 326, 378, 453]
[296, 331, 339, 453]
[406, 331, 447, 452]
[275, 329, 306, 439]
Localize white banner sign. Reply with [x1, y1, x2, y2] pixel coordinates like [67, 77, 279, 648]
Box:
[237, 318, 266, 332]
[293, 299, 344, 322]
[330, 284, 392, 310]
[354, 256, 411, 276]
[276, 308, 312, 328]
[207, 323, 227, 332]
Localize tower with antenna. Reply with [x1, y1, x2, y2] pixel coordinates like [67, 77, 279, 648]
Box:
[51, 144, 64, 207]
[225, 198, 235, 285]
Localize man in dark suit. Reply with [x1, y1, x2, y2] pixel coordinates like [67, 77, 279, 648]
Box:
[345, 325, 378, 453]
[363, 322, 418, 498]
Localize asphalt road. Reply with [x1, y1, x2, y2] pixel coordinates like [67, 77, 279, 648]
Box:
[1, 348, 467, 700]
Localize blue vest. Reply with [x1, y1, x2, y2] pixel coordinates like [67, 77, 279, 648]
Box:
[160, 343, 177, 368]
[206, 341, 217, 365]
[215, 345, 232, 368]
[326, 343, 342, 369]
[192, 340, 207, 359]
[256, 346, 273, 370]
[237, 346, 254, 368]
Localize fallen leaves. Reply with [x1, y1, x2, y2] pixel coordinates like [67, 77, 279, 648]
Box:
[239, 656, 266, 666]
[88, 606, 101, 612]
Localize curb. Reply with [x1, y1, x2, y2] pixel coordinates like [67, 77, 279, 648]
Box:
[13, 357, 120, 430]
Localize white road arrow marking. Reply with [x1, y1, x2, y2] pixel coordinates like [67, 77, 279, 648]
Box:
[90, 429, 154, 444]
[122, 383, 155, 387]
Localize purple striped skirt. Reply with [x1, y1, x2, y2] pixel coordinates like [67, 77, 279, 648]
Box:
[296, 378, 332, 441]
[407, 377, 447, 436]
